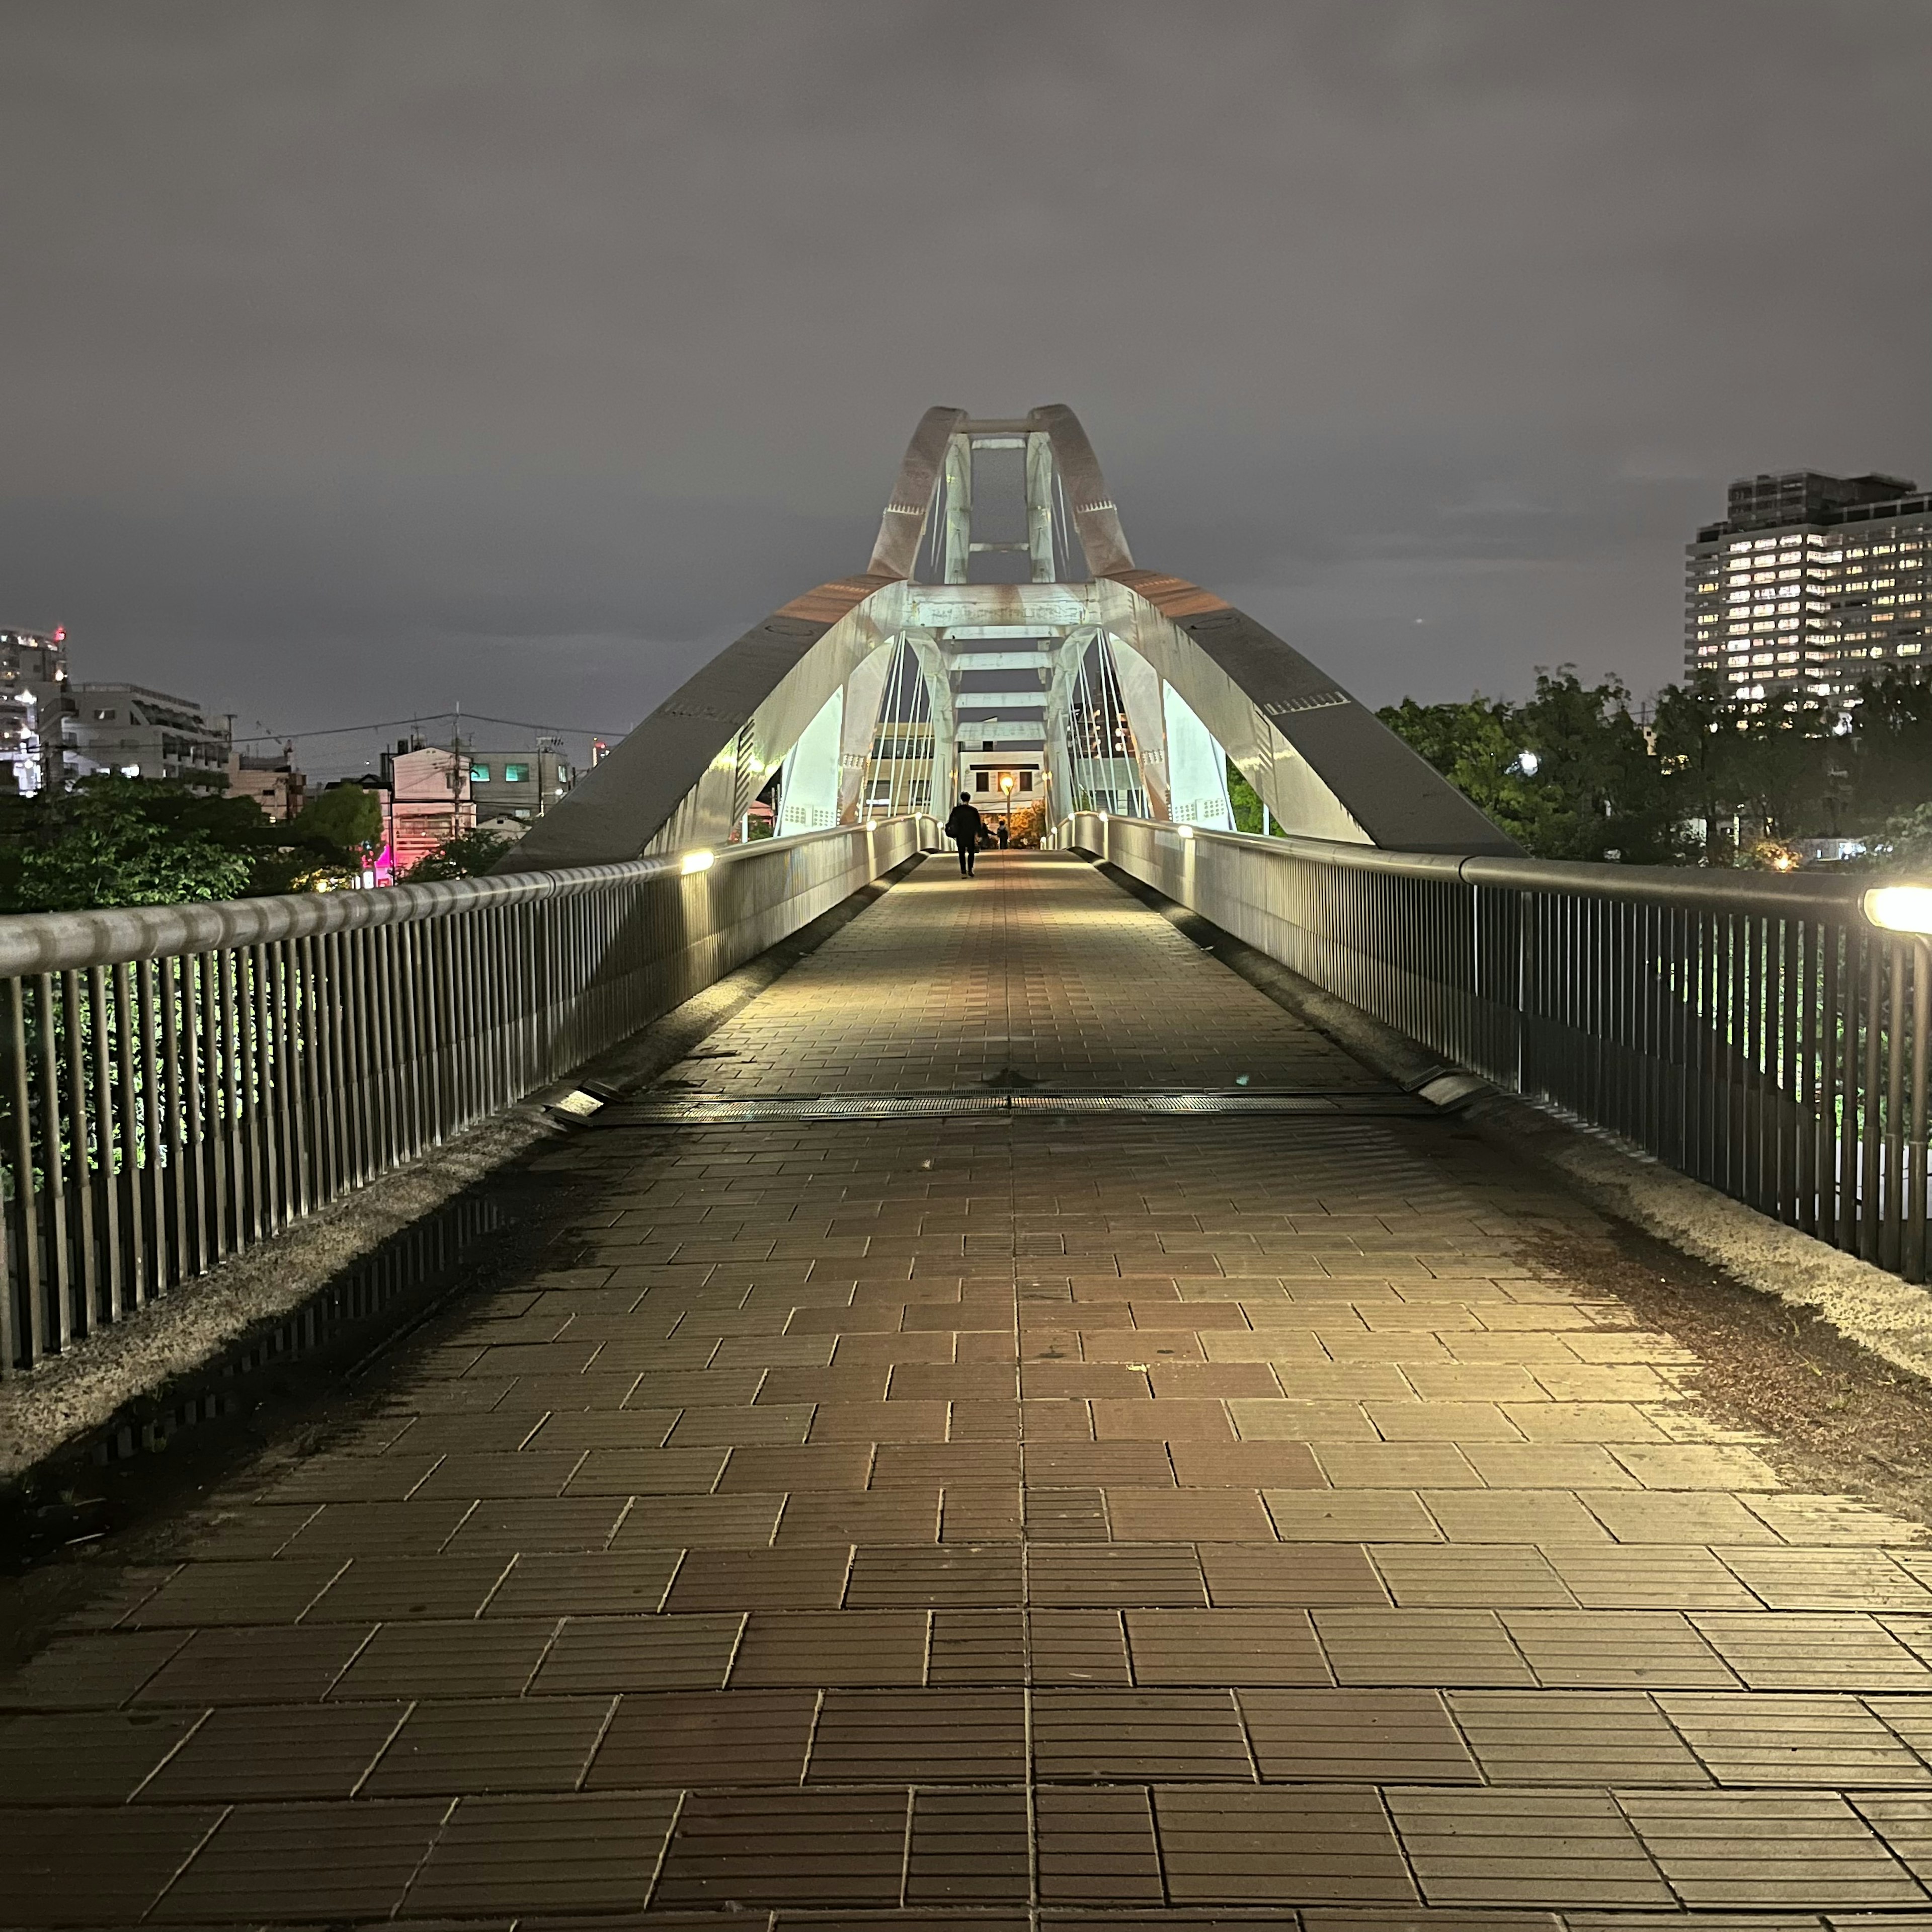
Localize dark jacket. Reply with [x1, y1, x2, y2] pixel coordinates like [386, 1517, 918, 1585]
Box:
[944, 802, 984, 842]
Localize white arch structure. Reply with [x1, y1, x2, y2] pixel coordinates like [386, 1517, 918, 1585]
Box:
[501, 406, 1517, 870]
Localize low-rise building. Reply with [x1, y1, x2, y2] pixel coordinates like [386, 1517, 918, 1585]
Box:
[226, 745, 306, 822]
[381, 741, 474, 878]
[68, 682, 229, 787]
[467, 747, 573, 826]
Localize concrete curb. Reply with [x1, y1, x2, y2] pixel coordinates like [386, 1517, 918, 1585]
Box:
[1095, 857, 1932, 1390]
[0, 1109, 555, 1484]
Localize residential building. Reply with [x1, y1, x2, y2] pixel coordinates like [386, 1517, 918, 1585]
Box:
[67, 682, 230, 786]
[963, 755, 1040, 823]
[467, 746, 573, 826]
[0, 625, 74, 795]
[1686, 471, 1932, 706]
[226, 745, 306, 822]
[381, 741, 473, 878]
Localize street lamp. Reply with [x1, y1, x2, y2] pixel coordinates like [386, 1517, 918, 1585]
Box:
[1865, 886, 1932, 1280]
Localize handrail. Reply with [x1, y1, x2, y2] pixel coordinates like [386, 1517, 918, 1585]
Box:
[1060, 811, 1926, 1285]
[0, 816, 937, 1373]
[1079, 815, 1866, 920]
[0, 820, 899, 977]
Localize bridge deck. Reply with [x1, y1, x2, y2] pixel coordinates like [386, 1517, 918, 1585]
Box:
[9, 852, 1932, 1923]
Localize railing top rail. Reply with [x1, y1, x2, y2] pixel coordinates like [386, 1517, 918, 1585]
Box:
[1063, 813, 1871, 922]
[0, 817, 929, 977]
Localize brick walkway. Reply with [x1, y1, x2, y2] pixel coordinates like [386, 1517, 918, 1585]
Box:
[9, 851, 1932, 1924]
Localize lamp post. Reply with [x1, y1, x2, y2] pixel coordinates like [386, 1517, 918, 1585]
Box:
[999, 771, 1015, 845]
[1863, 887, 1932, 1279]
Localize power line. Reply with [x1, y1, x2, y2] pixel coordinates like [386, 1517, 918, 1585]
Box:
[233, 708, 628, 746]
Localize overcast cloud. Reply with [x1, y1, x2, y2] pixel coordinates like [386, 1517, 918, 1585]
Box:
[3, 1, 1927, 776]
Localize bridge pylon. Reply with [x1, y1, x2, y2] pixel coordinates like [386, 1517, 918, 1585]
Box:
[500, 407, 1517, 869]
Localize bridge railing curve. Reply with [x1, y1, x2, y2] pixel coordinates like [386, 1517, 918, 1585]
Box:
[0, 816, 937, 1374]
[1059, 811, 1927, 1284]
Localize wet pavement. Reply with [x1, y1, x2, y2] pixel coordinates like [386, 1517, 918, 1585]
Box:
[8, 851, 1932, 1925]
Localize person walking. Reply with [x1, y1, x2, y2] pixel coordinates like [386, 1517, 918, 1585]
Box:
[996, 819, 1010, 850]
[943, 791, 984, 877]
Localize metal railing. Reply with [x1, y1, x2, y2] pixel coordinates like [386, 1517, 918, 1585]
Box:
[1062, 812, 1929, 1281]
[0, 817, 933, 1373]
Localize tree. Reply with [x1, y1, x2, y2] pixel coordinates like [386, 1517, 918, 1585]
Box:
[1846, 669, 1932, 826]
[1, 777, 258, 912]
[403, 829, 512, 882]
[1379, 669, 1672, 862]
[247, 782, 386, 895]
[290, 783, 383, 859]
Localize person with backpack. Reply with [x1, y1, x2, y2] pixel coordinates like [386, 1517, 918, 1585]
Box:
[943, 792, 985, 876]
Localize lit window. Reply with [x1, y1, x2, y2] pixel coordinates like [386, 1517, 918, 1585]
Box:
[504, 763, 528, 783]
[470, 763, 490, 782]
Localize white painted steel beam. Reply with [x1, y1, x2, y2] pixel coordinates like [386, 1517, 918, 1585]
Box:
[503, 405, 1519, 871]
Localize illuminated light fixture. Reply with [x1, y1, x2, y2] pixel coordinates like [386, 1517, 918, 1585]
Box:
[1176, 824, 1195, 839]
[681, 849, 716, 875]
[1864, 886, 1932, 935]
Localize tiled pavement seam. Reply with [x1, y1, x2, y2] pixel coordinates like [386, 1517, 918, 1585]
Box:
[7, 856, 1932, 1921]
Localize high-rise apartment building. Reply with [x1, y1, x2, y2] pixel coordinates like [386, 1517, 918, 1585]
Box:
[1686, 471, 1932, 705]
[0, 626, 75, 795]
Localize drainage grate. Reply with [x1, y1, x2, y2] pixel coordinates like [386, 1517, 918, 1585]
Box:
[589, 1089, 1440, 1125]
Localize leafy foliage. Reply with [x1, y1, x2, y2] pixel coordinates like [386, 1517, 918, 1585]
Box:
[403, 829, 513, 882]
[0, 777, 260, 911]
[1381, 665, 1932, 865]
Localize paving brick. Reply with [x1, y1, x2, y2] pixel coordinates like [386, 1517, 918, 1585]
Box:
[907, 1788, 1030, 1903]
[1238, 1686, 1477, 1782]
[809, 1688, 1025, 1781]
[305, 1553, 510, 1622]
[1694, 1614, 1932, 1692]
[666, 1547, 852, 1612]
[2, 1804, 225, 1925]
[362, 1694, 612, 1794]
[1028, 1542, 1206, 1606]
[1033, 1687, 1253, 1779]
[0, 1631, 189, 1711]
[1660, 1691, 1932, 1786]
[585, 1688, 816, 1786]
[1315, 1607, 1535, 1687]
[527, 1613, 742, 1692]
[1448, 1689, 1708, 1784]
[0, 1710, 200, 1803]
[328, 1619, 553, 1700]
[1387, 1787, 1672, 1906]
[654, 1791, 907, 1908]
[1123, 1607, 1330, 1685]
[1620, 1789, 1925, 1906]
[155, 1799, 448, 1922]
[1155, 1785, 1417, 1903]
[1502, 1609, 1738, 1688]
[134, 1625, 372, 1706]
[135, 1702, 408, 1801]
[1199, 1541, 1388, 1606]
[730, 1610, 927, 1686]
[1036, 1785, 1164, 1901]
[401, 1792, 677, 1916]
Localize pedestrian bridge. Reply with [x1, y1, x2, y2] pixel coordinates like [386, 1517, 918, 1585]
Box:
[7, 414, 1932, 1921]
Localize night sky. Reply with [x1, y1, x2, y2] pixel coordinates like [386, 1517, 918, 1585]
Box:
[4, 2, 1928, 779]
